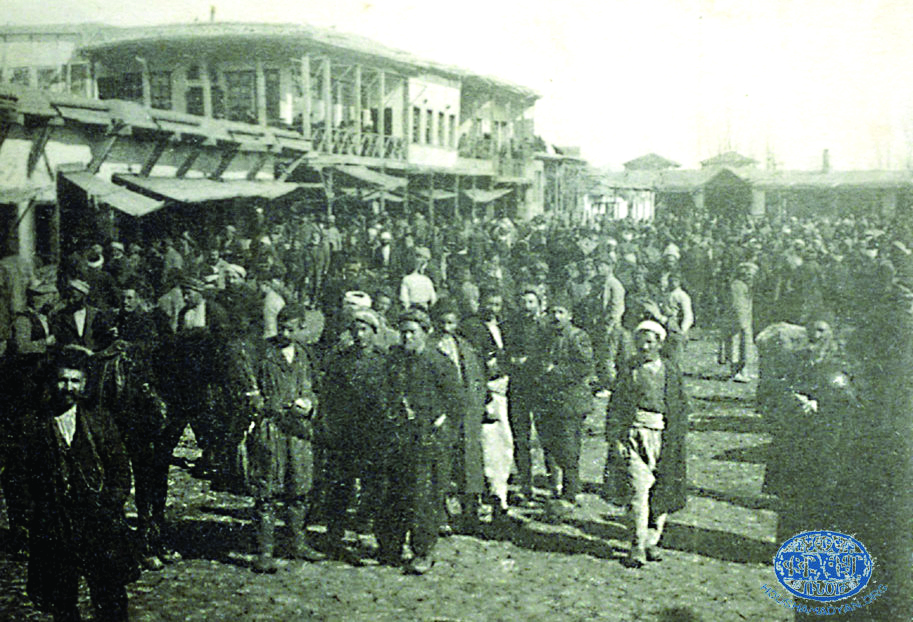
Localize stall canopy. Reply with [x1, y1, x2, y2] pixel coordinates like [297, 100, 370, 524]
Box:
[62, 171, 164, 217]
[112, 174, 302, 203]
[415, 189, 458, 201]
[341, 188, 404, 203]
[463, 188, 513, 204]
[333, 165, 407, 190]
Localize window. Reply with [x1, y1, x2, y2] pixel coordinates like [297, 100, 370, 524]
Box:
[37, 67, 63, 91]
[225, 70, 257, 123]
[9, 67, 32, 86]
[448, 114, 457, 148]
[265, 68, 281, 126]
[438, 112, 445, 146]
[69, 63, 89, 96]
[211, 86, 225, 119]
[412, 106, 421, 144]
[186, 86, 204, 116]
[97, 73, 142, 103]
[150, 72, 172, 110]
[425, 109, 433, 144]
[187, 64, 201, 81]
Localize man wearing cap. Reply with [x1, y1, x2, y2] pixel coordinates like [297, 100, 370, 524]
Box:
[318, 306, 388, 564]
[49, 278, 113, 353]
[25, 345, 138, 621]
[375, 308, 460, 574]
[537, 292, 595, 516]
[399, 247, 437, 311]
[247, 304, 324, 572]
[504, 285, 547, 505]
[722, 262, 758, 382]
[609, 320, 688, 568]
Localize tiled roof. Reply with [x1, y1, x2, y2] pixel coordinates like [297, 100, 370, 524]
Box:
[78, 22, 539, 100]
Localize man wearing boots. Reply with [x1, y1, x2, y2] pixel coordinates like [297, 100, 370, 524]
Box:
[248, 304, 325, 573]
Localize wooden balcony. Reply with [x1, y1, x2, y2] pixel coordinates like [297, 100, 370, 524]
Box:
[312, 126, 406, 161]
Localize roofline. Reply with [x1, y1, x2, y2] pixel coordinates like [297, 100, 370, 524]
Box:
[77, 22, 540, 101]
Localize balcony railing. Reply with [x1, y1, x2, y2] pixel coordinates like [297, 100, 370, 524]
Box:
[312, 126, 406, 161]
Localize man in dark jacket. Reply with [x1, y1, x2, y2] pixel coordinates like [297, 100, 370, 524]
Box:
[248, 304, 324, 573]
[25, 345, 138, 621]
[375, 308, 460, 574]
[537, 292, 595, 517]
[319, 307, 388, 564]
[608, 320, 688, 568]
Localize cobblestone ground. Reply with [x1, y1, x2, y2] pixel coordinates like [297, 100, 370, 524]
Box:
[0, 333, 790, 621]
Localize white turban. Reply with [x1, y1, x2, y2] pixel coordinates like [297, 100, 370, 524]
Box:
[636, 320, 667, 342]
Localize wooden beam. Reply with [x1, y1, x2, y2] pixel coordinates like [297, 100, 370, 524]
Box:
[354, 64, 362, 151]
[139, 138, 170, 177]
[300, 55, 311, 140]
[175, 147, 201, 178]
[322, 58, 332, 152]
[27, 124, 52, 178]
[0, 122, 11, 154]
[201, 60, 213, 118]
[87, 128, 121, 175]
[279, 152, 308, 182]
[255, 59, 267, 127]
[209, 147, 238, 180]
[246, 152, 270, 181]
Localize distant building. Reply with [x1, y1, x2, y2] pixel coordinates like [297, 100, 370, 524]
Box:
[623, 153, 680, 171]
[699, 151, 757, 169]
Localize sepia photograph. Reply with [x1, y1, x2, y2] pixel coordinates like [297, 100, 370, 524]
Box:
[0, 1, 910, 620]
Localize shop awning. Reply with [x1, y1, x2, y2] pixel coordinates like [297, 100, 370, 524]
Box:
[415, 189, 457, 201]
[63, 171, 164, 217]
[342, 188, 404, 203]
[112, 174, 302, 203]
[463, 188, 513, 204]
[333, 165, 406, 190]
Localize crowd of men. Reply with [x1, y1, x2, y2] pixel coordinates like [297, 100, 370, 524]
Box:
[1, 198, 911, 620]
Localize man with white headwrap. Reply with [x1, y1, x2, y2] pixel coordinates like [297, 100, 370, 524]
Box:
[608, 320, 688, 568]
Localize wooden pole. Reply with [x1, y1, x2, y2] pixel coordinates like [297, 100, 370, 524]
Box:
[300, 55, 311, 139]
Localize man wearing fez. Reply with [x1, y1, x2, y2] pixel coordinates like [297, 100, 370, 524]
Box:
[25, 345, 138, 621]
[247, 304, 324, 573]
[609, 321, 688, 568]
[318, 307, 388, 564]
[375, 308, 460, 574]
[537, 291, 595, 517]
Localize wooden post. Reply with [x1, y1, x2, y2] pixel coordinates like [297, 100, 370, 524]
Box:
[326, 167, 334, 217]
[428, 173, 435, 233]
[378, 69, 386, 156]
[300, 55, 311, 139]
[354, 64, 362, 155]
[201, 60, 213, 118]
[322, 58, 331, 152]
[140, 63, 151, 108]
[454, 175, 460, 220]
[255, 59, 267, 126]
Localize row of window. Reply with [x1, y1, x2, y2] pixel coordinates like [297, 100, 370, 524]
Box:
[1, 63, 91, 95]
[411, 107, 457, 148]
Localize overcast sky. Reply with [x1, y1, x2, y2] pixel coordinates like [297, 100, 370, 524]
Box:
[5, 0, 913, 170]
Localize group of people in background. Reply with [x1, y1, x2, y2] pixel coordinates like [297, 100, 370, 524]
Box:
[0, 197, 910, 620]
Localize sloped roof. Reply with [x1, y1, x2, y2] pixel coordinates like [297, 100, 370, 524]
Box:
[623, 153, 680, 170]
[700, 151, 757, 168]
[78, 22, 539, 100]
[740, 169, 913, 190]
[594, 169, 718, 192]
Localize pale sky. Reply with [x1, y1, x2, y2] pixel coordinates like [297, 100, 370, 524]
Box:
[4, 0, 913, 170]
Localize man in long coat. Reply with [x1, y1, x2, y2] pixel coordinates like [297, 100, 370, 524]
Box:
[375, 308, 460, 575]
[318, 307, 389, 563]
[431, 300, 486, 529]
[609, 320, 688, 568]
[537, 292, 595, 516]
[25, 345, 138, 621]
[247, 304, 323, 573]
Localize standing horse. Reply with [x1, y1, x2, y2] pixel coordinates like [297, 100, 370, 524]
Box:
[96, 341, 171, 568]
